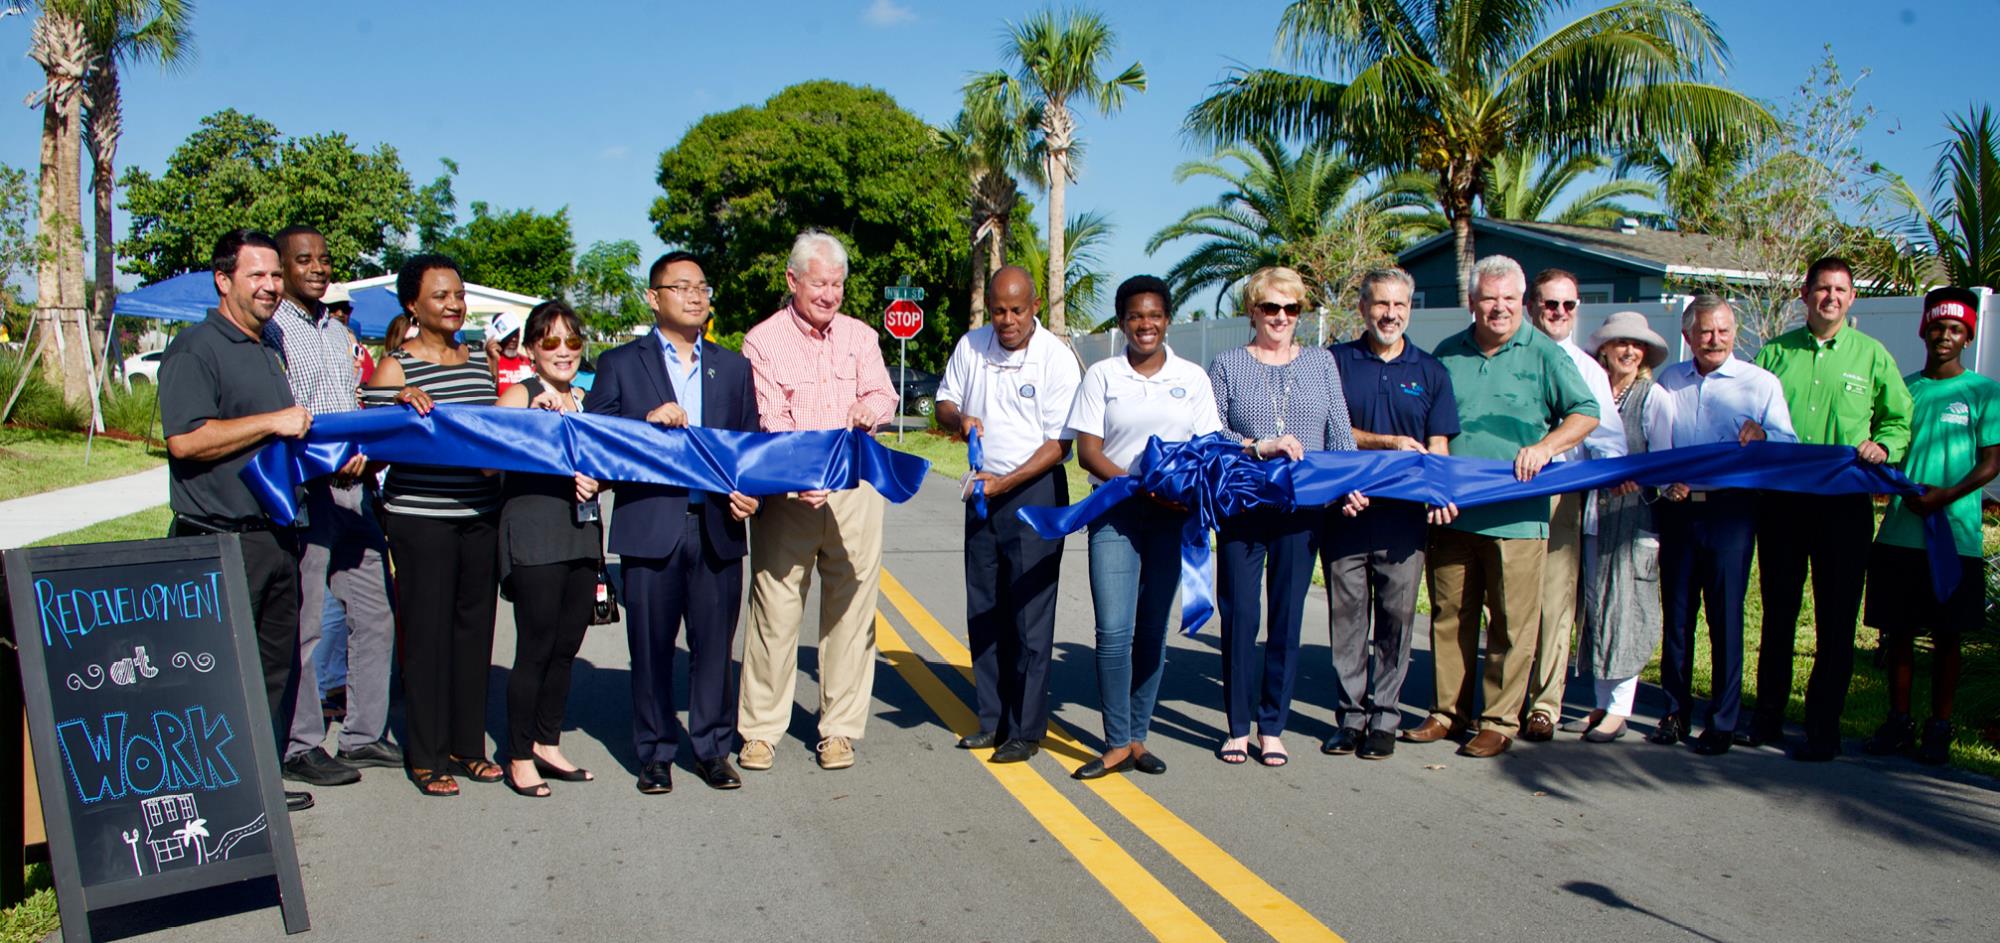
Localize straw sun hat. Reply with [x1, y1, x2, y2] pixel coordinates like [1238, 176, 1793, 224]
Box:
[1585, 310, 1669, 370]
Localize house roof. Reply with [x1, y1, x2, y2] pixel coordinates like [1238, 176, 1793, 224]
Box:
[1398, 217, 1776, 282]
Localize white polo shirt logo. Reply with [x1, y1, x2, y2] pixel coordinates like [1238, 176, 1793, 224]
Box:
[1170, 387, 1187, 398]
[1021, 384, 1037, 399]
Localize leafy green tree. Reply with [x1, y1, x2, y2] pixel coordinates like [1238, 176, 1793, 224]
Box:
[1479, 149, 1658, 227]
[119, 109, 422, 282]
[436, 202, 574, 299]
[650, 80, 969, 371]
[0, 162, 35, 341]
[572, 238, 650, 339]
[1187, 0, 1774, 305]
[1615, 135, 1751, 231]
[974, 6, 1145, 333]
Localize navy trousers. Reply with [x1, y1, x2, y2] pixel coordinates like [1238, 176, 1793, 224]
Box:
[1657, 492, 1755, 735]
[965, 468, 1068, 742]
[624, 513, 744, 765]
[1217, 508, 1317, 738]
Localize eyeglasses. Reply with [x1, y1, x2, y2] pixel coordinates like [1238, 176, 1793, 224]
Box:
[651, 282, 714, 299]
[1254, 302, 1302, 316]
[1540, 299, 1579, 313]
[535, 335, 585, 351]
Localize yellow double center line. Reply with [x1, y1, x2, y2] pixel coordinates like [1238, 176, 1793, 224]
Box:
[875, 568, 1346, 943]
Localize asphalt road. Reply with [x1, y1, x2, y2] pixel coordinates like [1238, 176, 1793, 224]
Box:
[86, 472, 2000, 943]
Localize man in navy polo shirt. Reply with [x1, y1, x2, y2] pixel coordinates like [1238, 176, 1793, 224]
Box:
[1320, 267, 1460, 760]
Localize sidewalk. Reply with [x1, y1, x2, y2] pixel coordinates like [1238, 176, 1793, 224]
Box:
[0, 464, 169, 549]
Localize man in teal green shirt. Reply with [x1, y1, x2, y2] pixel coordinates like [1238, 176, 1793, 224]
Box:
[1861, 286, 2000, 765]
[1404, 255, 1598, 759]
[1749, 256, 1915, 761]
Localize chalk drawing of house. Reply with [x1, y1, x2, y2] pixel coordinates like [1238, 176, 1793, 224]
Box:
[139, 794, 200, 869]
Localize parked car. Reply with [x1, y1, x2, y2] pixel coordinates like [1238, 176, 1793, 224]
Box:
[889, 366, 942, 417]
[122, 350, 164, 390]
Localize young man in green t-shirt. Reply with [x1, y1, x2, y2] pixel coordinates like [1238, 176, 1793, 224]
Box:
[1861, 286, 2000, 765]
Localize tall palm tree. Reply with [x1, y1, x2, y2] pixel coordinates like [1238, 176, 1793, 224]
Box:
[977, 7, 1145, 334]
[1883, 105, 2000, 291]
[1615, 134, 1750, 231]
[1014, 211, 1115, 331]
[1480, 149, 1658, 226]
[1145, 134, 1430, 313]
[1187, 0, 1774, 305]
[27, 2, 95, 403]
[939, 80, 1041, 328]
[82, 0, 194, 379]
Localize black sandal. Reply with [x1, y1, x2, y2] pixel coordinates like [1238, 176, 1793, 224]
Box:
[533, 757, 594, 782]
[410, 768, 459, 798]
[448, 755, 504, 783]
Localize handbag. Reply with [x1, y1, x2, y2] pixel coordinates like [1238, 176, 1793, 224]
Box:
[590, 557, 621, 625]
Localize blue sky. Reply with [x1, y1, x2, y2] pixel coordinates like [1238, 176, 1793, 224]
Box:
[4, 0, 1996, 304]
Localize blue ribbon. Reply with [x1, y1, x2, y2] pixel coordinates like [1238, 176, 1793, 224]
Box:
[966, 427, 989, 520]
[241, 405, 931, 525]
[1021, 433, 1959, 634]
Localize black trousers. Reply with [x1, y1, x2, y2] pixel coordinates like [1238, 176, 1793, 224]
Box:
[384, 513, 500, 770]
[625, 514, 744, 764]
[966, 468, 1068, 742]
[1755, 491, 1873, 746]
[504, 560, 595, 758]
[1659, 492, 1756, 735]
[173, 522, 300, 752]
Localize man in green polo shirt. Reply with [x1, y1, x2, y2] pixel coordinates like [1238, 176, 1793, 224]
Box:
[1750, 256, 1913, 761]
[1405, 255, 1599, 759]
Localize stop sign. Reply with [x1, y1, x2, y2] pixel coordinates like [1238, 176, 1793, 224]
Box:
[883, 299, 924, 340]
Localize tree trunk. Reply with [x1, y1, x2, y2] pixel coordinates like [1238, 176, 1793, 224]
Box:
[1046, 152, 1067, 335]
[988, 215, 1007, 282]
[88, 63, 121, 386]
[31, 12, 93, 409]
[1450, 211, 1475, 309]
[968, 222, 988, 329]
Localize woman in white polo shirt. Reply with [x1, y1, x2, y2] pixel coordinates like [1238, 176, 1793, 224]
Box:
[1065, 275, 1223, 780]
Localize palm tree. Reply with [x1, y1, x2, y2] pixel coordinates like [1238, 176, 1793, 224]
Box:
[26, 1, 94, 402]
[1187, 0, 1775, 305]
[977, 7, 1145, 334]
[939, 81, 1042, 328]
[1145, 134, 1430, 314]
[171, 817, 210, 865]
[82, 0, 194, 381]
[1480, 149, 1658, 227]
[1883, 105, 2000, 291]
[1615, 135, 1751, 231]
[1014, 211, 1115, 331]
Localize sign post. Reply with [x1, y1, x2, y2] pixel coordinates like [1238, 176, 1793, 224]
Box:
[883, 277, 926, 443]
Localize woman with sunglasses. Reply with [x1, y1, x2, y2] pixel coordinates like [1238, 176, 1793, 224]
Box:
[364, 254, 504, 798]
[1207, 267, 1359, 766]
[493, 301, 604, 796]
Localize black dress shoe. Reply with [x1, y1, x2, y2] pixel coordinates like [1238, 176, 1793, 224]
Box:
[1647, 714, 1687, 746]
[636, 761, 674, 794]
[1739, 714, 1784, 747]
[284, 747, 361, 786]
[1690, 731, 1733, 756]
[1357, 729, 1396, 760]
[336, 740, 404, 769]
[1133, 752, 1167, 775]
[1072, 756, 1136, 780]
[694, 757, 742, 790]
[1321, 727, 1364, 755]
[285, 790, 315, 813]
[990, 739, 1040, 763]
[955, 730, 999, 750]
[1862, 713, 1916, 756]
[1790, 740, 1841, 763]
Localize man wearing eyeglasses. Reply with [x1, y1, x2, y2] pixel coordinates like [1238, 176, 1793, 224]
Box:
[1413, 255, 1599, 759]
[584, 250, 762, 795]
[935, 266, 1081, 764]
[1519, 269, 1627, 742]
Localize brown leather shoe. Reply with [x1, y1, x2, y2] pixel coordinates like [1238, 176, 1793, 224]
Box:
[1400, 717, 1460, 743]
[1458, 729, 1513, 758]
[1521, 712, 1556, 742]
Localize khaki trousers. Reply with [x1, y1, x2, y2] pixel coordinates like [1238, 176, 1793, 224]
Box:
[1526, 491, 1583, 720]
[1427, 528, 1546, 734]
[738, 486, 885, 743]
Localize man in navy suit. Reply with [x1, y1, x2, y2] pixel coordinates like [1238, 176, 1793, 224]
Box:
[583, 251, 761, 794]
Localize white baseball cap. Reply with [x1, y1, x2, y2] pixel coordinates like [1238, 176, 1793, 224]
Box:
[489, 311, 523, 341]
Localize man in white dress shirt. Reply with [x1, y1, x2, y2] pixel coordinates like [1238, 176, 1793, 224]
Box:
[936, 266, 1082, 763]
[1642, 295, 1797, 754]
[1520, 269, 1628, 740]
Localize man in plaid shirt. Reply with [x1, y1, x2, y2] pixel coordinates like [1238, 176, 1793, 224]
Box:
[262, 225, 404, 785]
[736, 230, 899, 773]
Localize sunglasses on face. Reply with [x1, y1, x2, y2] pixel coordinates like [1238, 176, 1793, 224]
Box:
[1255, 302, 1302, 316]
[1540, 299, 1579, 313]
[535, 335, 585, 351]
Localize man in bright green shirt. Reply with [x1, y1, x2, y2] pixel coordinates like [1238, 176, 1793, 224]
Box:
[1748, 257, 1915, 761]
[1407, 255, 1598, 759]
[1862, 286, 2000, 765]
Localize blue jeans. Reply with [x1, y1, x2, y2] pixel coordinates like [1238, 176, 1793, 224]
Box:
[314, 589, 350, 696]
[1087, 499, 1185, 748]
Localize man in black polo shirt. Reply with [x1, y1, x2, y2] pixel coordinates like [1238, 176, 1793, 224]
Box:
[1320, 267, 1461, 760]
[159, 228, 317, 813]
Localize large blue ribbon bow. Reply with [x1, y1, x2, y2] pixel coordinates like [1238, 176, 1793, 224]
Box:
[1020, 433, 1959, 635]
[241, 405, 931, 525]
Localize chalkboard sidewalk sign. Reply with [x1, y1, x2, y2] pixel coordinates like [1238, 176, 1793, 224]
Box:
[2, 534, 308, 941]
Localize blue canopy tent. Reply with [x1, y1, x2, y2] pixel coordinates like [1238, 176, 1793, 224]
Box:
[112, 271, 402, 339]
[344, 283, 403, 340]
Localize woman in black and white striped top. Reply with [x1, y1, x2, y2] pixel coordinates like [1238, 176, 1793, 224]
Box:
[365, 254, 504, 798]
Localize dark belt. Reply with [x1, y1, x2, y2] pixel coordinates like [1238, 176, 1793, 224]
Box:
[172, 514, 286, 535]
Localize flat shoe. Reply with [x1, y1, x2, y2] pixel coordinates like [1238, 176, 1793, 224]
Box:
[1133, 753, 1167, 775]
[533, 757, 594, 782]
[1072, 756, 1135, 780]
[1583, 724, 1628, 743]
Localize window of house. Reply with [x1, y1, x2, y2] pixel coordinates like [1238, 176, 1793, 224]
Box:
[1579, 283, 1614, 304]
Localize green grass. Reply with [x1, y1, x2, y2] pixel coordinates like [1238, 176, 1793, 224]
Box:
[877, 429, 1092, 500]
[26, 504, 172, 547]
[0, 865, 57, 943]
[0, 426, 167, 502]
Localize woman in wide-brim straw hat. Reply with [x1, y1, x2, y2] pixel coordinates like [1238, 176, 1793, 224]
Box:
[1569, 311, 1671, 742]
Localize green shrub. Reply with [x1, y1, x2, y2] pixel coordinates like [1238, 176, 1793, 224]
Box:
[99, 381, 160, 440]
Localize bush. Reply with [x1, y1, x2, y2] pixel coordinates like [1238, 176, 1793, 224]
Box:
[0, 356, 157, 436]
[100, 381, 159, 439]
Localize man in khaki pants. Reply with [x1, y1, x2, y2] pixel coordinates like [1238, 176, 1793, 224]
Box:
[738, 231, 900, 771]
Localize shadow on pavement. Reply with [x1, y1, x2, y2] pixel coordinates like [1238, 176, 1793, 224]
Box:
[1562, 881, 1728, 943]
